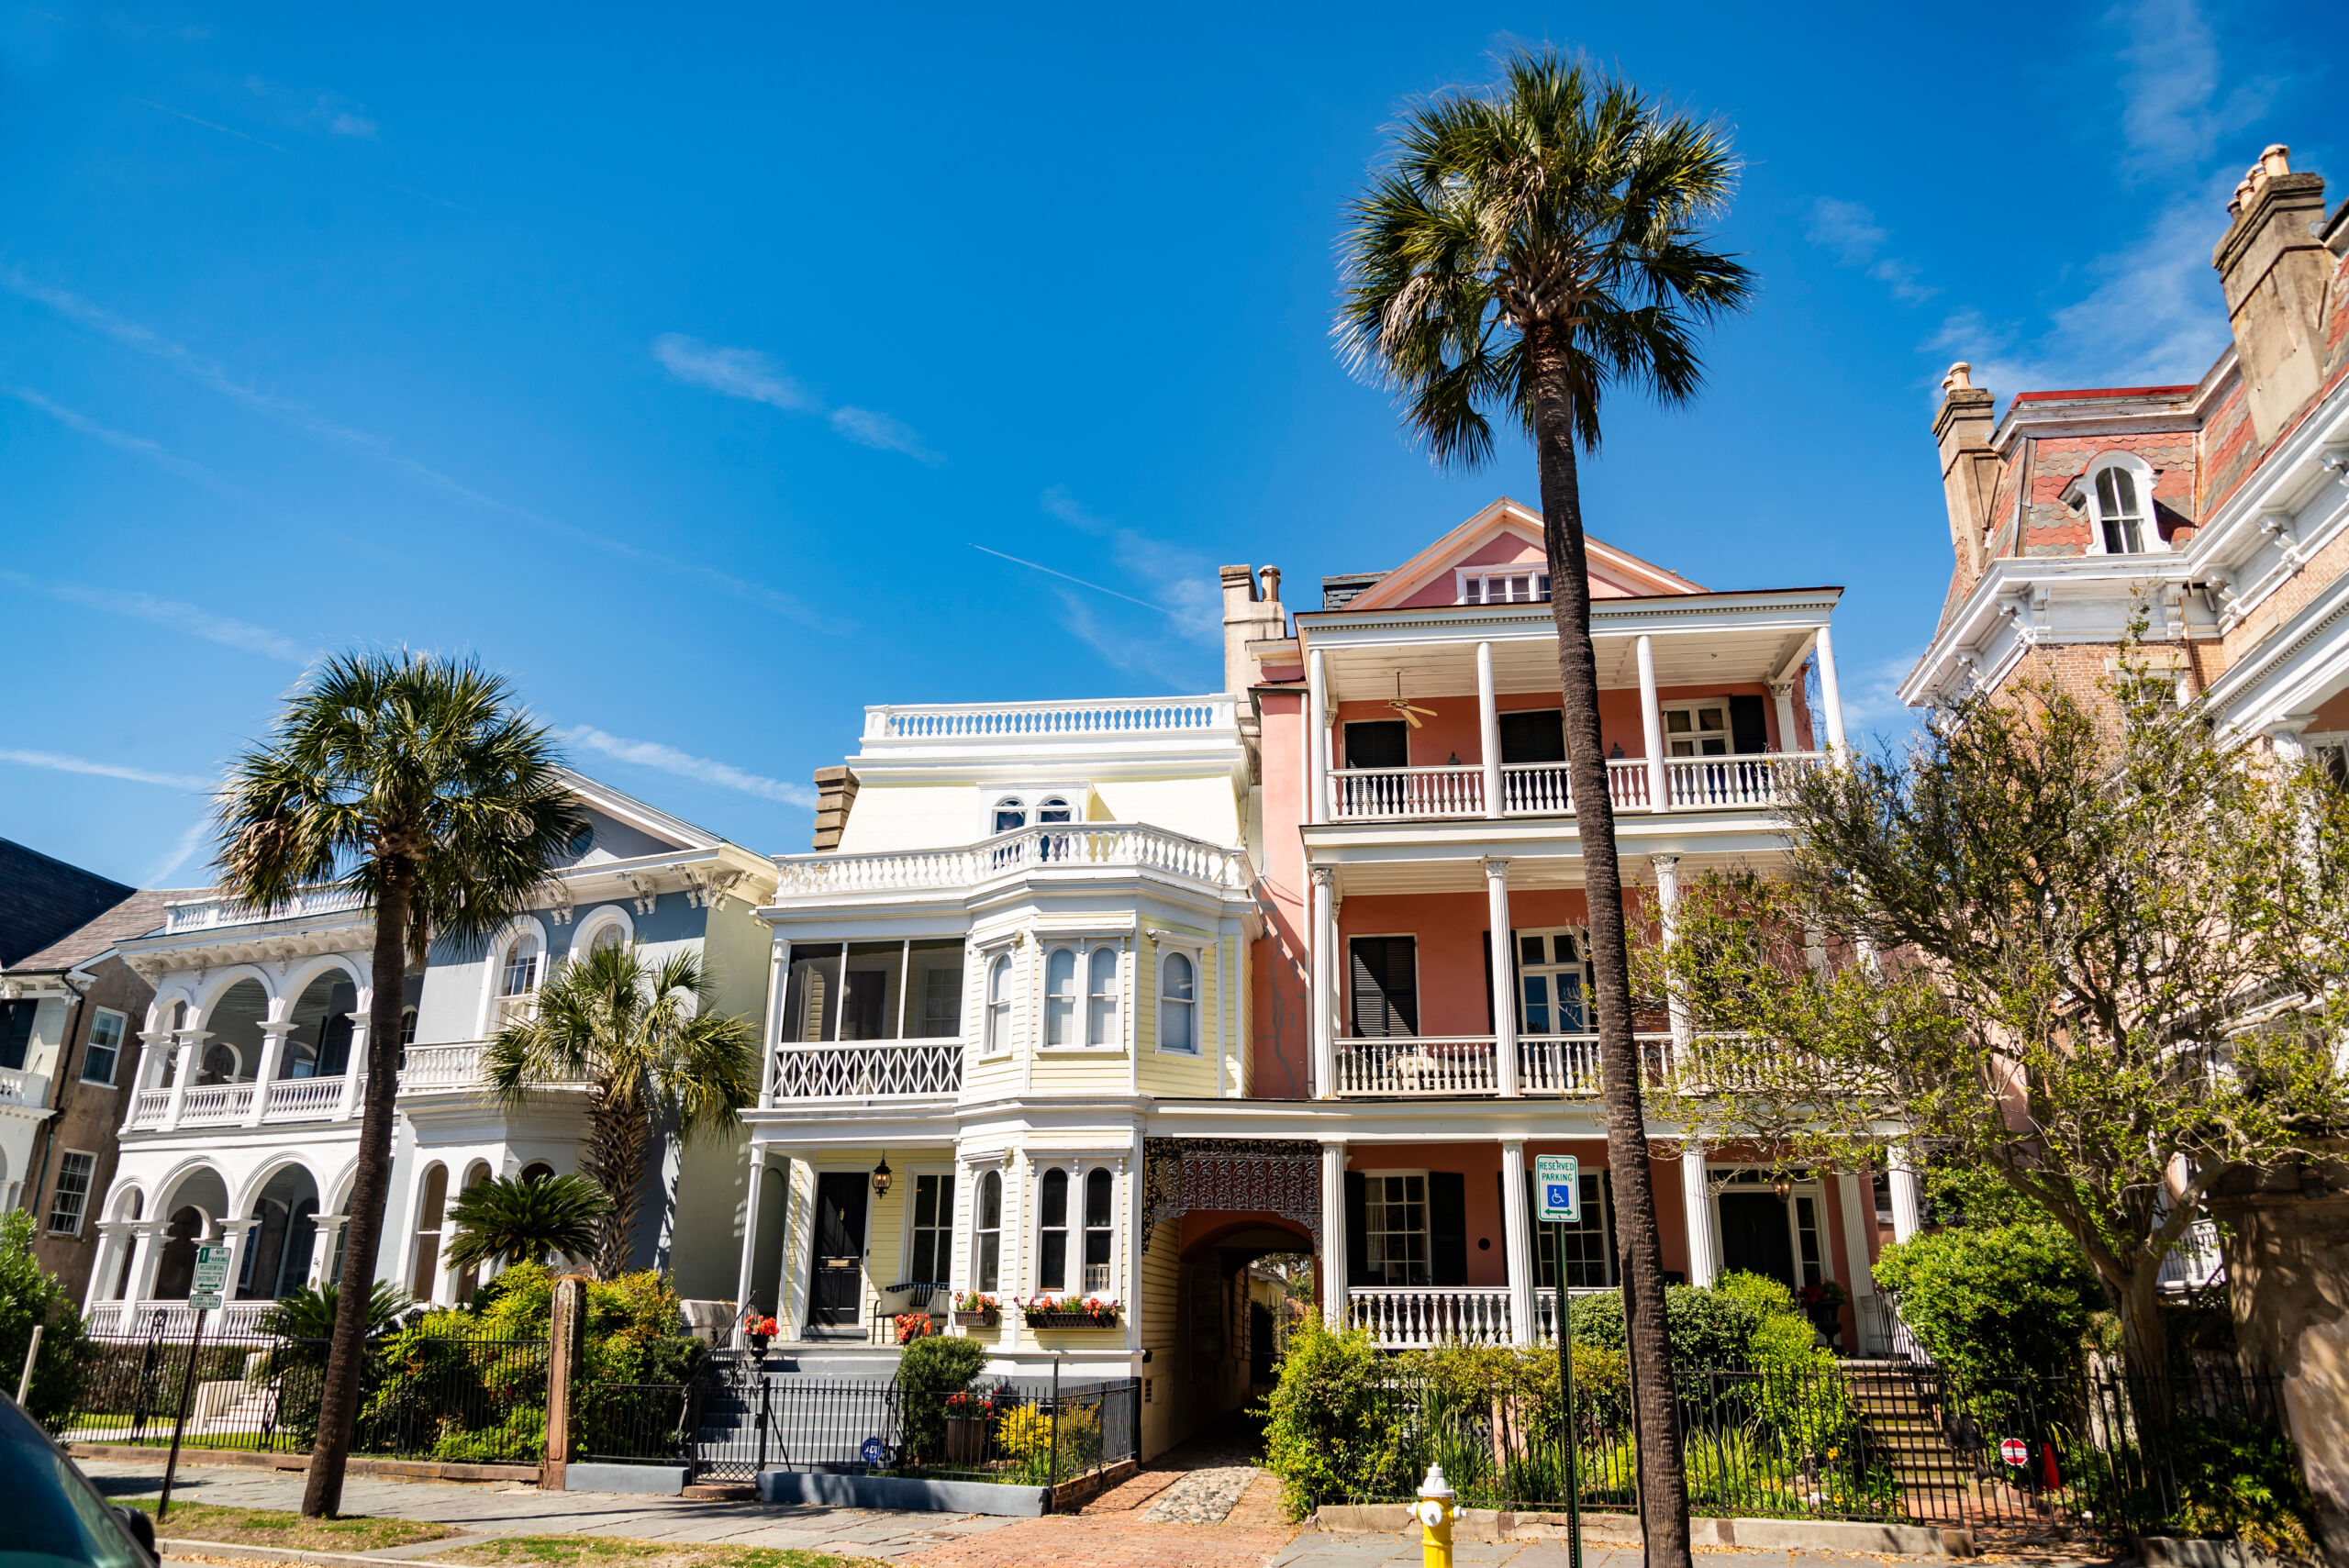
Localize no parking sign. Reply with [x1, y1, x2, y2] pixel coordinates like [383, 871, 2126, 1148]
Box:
[1999, 1437, 2030, 1467]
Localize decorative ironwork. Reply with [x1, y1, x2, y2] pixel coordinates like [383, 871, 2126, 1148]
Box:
[1140, 1137, 1321, 1252]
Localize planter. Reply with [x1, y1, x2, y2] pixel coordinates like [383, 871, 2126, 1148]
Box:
[1804, 1304, 1843, 1350]
[1023, 1310, 1119, 1329]
[951, 1310, 998, 1329]
[944, 1415, 991, 1467]
[746, 1334, 772, 1354]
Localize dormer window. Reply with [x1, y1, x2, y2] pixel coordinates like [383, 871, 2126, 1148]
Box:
[993, 798, 1028, 834]
[1458, 569, 1551, 605]
[2074, 456, 2164, 556]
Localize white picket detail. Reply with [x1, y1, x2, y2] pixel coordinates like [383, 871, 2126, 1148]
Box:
[1332, 1037, 1500, 1095]
[1349, 1287, 1515, 1348]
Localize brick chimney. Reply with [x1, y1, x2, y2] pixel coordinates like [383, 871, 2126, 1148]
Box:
[1220, 564, 1288, 695]
[1932, 361, 2000, 592]
[2214, 145, 2332, 447]
[810, 765, 858, 851]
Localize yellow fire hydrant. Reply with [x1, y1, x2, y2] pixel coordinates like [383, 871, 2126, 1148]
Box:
[1414, 1462, 1457, 1568]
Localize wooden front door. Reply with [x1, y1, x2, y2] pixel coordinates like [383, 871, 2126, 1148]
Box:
[1717, 1191, 1797, 1287]
[808, 1172, 869, 1337]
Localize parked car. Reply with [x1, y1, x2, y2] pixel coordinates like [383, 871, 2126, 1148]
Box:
[0, 1391, 157, 1567]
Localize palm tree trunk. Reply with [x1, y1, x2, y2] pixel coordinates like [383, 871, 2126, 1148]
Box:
[585, 1084, 648, 1279]
[302, 868, 411, 1518]
[1527, 320, 1693, 1568]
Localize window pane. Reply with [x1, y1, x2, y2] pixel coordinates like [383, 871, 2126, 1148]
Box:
[907, 942, 964, 1038]
[784, 948, 844, 1043]
[1164, 953, 1194, 1002]
[1039, 797, 1073, 823]
[1522, 976, 1551, 1034]
[1085, 1167, 1112, 1227]
[83, 1011, 125, 1084]
[1664, 711, 1692, 734]
[978, 1232, 999, 1292]
[1045, 949, 1077, 1047]
[1040, 1168, 1068, 1227]
[978, 1171, 1001, 1229]
[841, 942, 905, 1040]
[48, 1151, 94, 1235]
[994, 800, 1026, 834]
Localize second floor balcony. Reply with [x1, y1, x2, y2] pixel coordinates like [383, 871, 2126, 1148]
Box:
[1330, 752, 1824, 822]
[1330, 1031, 1779, 1098]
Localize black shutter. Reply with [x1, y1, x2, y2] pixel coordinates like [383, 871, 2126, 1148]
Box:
[1498, 709, 1566, 763]
[1344, 720, 1410, 769]
[1430, 1172, 1468, 1285]
[1350, 937, 1418, 1038]
[1731, 695, 1769, 754]
[1482, 933, 1495, 1034]
[0, 1001, 33, 1071]
[1344, 1171, 1370, 1287]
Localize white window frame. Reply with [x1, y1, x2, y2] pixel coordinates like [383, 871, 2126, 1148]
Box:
[570, 905, 635, 962]
[1516, 927, 1592, 1035]
[1659, 699, 1732, 758]
[1034, 1163, 1075, 1294]
[1454, 567, 1552, 605]
[481, 917, 551, 1035]
[47, 1149, 97, 1237]
[899, 1166, 957, 1287]
[81, 1007, 128, 1086]
[971, 1165, 1006, 1294]
[1079, 1165, 1117, 1296]
[1706, 1167, 1831, 1290]
[982, 951, 1014, 1055]
[1360, 1168, 1432, 1286]
[1085, 944, 1121, 1049]
[1156, 946, 1201, 1056]
[1042, 944, 1080, 1049]
[980, 784, 1087, 838]
[2071, 453, 2166, 557]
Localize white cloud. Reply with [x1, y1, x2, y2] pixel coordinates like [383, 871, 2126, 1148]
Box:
[562, 726, 817, 808]
[1039, 485, 1221, 642]
[0, 748, 214, 791]
[1802, 197, 1936, 306]
[6, 384, 232, 488]
[653, 334, 941, 464]
[2110, 0, 2270, 178]
[141, 818, 215, 885]
[244, 76, 381, 140]
[0, 569, 314, 662]
[1837, 651, 1930, 736]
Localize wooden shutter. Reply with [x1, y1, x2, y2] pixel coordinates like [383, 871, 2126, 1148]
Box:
[1349, 937, 1419, 1038]
[1429, 1172, 1468, 1286]
[1344, 720, 1410, 769]
[1731, 695, 1769, 754]
[1497, 709, 1566, 763]
[1344, 1171, 1371, 1287]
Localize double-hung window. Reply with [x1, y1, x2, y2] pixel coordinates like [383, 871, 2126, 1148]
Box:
[1364, 1173, 1430, 1284]
[1085, 947, 1119, 1047]
[48, 1151, 95, 1236]
[984, 954, 1012, 1053]
[974, 1170, 1002, 1292]
[1082, 1168, 1114, 1293]
[1663, 702, 1731, 757]
[81, 1009, 127, 1085]
[1517, 929, 1589, 1033]
[1044, 948, 1079, 1047]
[908, 1173, 954, 1284]
[1038, 1167, 1070, 1290]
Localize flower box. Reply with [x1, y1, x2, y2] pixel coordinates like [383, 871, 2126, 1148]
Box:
[952, 1308, 999, 1329]
[944, 1414, 991, 1466]
[1023, 1307, 1120, 1329]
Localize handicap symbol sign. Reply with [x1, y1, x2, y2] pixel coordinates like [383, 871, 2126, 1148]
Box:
[1535, 1155, 1581, 1223]
[861, 1437, 888, 1466]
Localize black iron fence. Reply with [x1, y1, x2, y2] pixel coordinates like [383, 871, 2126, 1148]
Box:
[61, 1325, 547, 1465]
[683, 1362, 1139, 1490]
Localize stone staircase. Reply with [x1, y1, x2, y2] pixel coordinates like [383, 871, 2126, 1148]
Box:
[1840, 1359, 1976, 1514]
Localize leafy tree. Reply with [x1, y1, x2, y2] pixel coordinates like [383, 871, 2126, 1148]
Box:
[217, 650, 584, 1516]
[484, 942, 756, 1277]
[1873, 1218, 2103, 1384]
[0, 1209, 90, 1428]
[1634, 655, 2349, 1378]
[444, 1173, 610, 1273]
[1336, 50, 1752, 1562]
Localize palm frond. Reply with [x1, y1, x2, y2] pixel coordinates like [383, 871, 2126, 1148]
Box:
[444, 1173, 610, 1272]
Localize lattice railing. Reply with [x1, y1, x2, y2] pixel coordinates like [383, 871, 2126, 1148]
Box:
[772, 1040, 963, 1099]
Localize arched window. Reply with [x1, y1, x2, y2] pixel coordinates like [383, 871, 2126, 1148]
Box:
[1038, 796, 1073, 824]
[974, 1169, 1002, 1292]
[1158, 951, 1197, 1055]
[1037, 1168, 1070, 1291]
[587, 924, 625, 955]
[399, 1007, 418, 1047]
[992, 797, 1027, 835]
[1043, 948, 1077, 1047]
[410, 1163, 448, 1300]
[520, 1162, 554, 1184]
[500, 934, 541, 997]
[1083, 1168, 1114, 1293]
[2079, 459, 2161, 555]
[984, 955, 1012, 1053]
[1085, 947, 1119, 1048]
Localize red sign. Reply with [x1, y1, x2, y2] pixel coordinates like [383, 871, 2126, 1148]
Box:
[1998, 1438, 2030, 1467]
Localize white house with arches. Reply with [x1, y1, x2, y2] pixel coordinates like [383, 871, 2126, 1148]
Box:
[83, 771, 777, 1339]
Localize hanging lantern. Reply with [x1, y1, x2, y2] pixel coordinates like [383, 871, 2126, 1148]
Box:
[872, 1154, 894, 1196]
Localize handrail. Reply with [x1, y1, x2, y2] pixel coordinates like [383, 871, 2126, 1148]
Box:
[774, 822, 1252, 899]
[1319, 752, 1827, 823]
[164, 884, 369, 933]
[863, 695, 1235, 740]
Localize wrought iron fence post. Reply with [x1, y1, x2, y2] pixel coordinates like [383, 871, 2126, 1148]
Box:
[1047, 1357, 1061, 1499]
[757, 1368, 770, 1473]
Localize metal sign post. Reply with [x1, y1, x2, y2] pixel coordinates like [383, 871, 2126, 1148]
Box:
[159, 1243, 232, 1522]
[1535, 1159, 1581, 1568]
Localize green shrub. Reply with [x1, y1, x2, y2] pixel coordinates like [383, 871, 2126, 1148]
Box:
[1874, 1219, 2101, 1381]
[1715, 1270, 1799, 1323]
[1568, 1283, 1764, 1366]
[0, 1210, 90, 1429]
[895, 1334, 990, 1464]
[1257, 1317, 1410, 1518]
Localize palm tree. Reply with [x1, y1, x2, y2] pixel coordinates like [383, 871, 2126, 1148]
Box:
[1336, 51, 1753, 1562]
[484, 941, 757, 1278]
[254, 1280, 411, 1342]
[217, 651, 584, 1518]
[445, 1173, 611, 1273]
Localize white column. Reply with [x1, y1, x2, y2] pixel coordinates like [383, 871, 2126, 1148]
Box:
[782, 1159, 814, 1340]
[1319, 1140, 1348, 1328]
[1836, 1173, 1877, 1303]
[163, 1033, 202, 1129]
[1308, 646, 1331, 825]
[1680, 1143, 1717, 1286]
[306, 1218, 341, 1290]
[336, 1016, 369, 1119]
[1500, 1140, 1534, 1345]
[1770, 681, 1799, 752]
[1310, 867, 1337, 1098]
[733, 1144, 767, 1341]
[1653, 855, 1690, 1071]
[215, 1213, 257, 1322]
[1816, 625, 1848, 757]
[1637, 634, 1669, 810]
[1124, 1131, 1144, 1354]
[83, 1231, 123, 1314]
[1887, 1146, 1924, 1243]
[1485, 858, 1518, 1095]
[126, 1224, 163, 1307]
[759, 938, 789, 1108]
[1476, 640, 1503, 817]
[247, 1025, 293, 1126]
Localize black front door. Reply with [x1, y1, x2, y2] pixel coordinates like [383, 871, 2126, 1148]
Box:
[1717, 1192, 1797, 1287]
[809, 1173, 869, 1336]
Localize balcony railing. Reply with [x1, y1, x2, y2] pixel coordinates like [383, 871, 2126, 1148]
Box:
[1325, 752, 1822, 823]
[771, 1040, 963, 1100]
[178, 1083, 256, 1126]
[262, 1076, 345, 1121]
[402, 1042, 486, 1091]
[1333, 1032, 1746, 1097]
[84, 1300, 276, 1342]
[128, 1088, 171, 1129]
[774, 822, 1253, 899]
[2157, 1218, 2224, 1292]
[0, 1064, 47, 1109]
[1349, 1287, 1515, 1348]
[163, 884, 370, 933]
[863, 695, 1235, 740]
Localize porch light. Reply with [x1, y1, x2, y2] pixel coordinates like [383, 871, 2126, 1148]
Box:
[873, 1155, 894, 1196]
[1772, 1173, 1793, 1199]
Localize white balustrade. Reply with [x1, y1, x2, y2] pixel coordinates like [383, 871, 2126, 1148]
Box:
[262, 1077, 346, 1121]
[1331, 1037, 1500, 1095]
[2157, 1218, 2224, 1291]
[1527, 1288, 1617, 1344]
[1331, 766, 1486, 820]
[1499, 762, 1573, 814]
[774, 822, 1252, 899]
[1349, 1287, 1515, 1349]
[1662, 753, 1824, 810]
[178, 1083, 256, 1126]
[89, 1301, 279, 1341]
[1517, 1034, 1606, 1095]
[163, 884, 369, 933]
[1607, 758, 1653, 811]
[772, 1040, 963, 1099]
[128, 1088, 171, 1128]
[400, 1042, 485, 1091]
[0, 1064, 47, 1108]
[864, 695, 1234, 740]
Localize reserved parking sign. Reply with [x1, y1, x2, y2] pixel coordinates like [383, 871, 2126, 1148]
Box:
[1535, 1155, 1580, 1223]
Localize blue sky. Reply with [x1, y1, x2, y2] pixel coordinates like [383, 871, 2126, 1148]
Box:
[4, 0, 2339, 885]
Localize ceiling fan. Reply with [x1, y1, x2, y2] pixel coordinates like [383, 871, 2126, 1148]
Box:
[1387, 672, 1439, 729]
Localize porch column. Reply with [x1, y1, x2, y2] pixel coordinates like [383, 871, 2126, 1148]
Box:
[1815, 625, 1848, 757]
[1500, 1140, 1534, 1345]
[1836, 1171, 1878, 1307]
[163, 1033, 203, 1129]
[1770, 680, 1798, 751]
[758, 937, 789, 1108]
[1637, 634, 1669, 810]
[335, 1017, 370, 1120]
[247, 1022, 294, 1126]
[782, 1158, 814, 1340]
[1310, 866, 1337, 1097]
[127, 1223, 163, 1305]
[1319, 1140, 1348, 1329]
[1652, 855, 1691, 1088]
[306, 1216, 343, 1289]
[732, 1143, 767, 1343]
[1476, 640, 1503, 817]
[1485, 858, 1518, 1095]
[83, 1230, 123, 1314]
[1680, 1143, 1717, 1286]
[1308, 646, 1330, 825]
[217, 1212, 257, 1313]
[1123, 1130, 1144, 1353]
[1887, 1146, 1924, 1243]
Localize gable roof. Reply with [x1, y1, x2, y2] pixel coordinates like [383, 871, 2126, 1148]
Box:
[555, 767, 732, 852]
[0, 838, 137, 968]
[1334, 497, 1706, 615]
